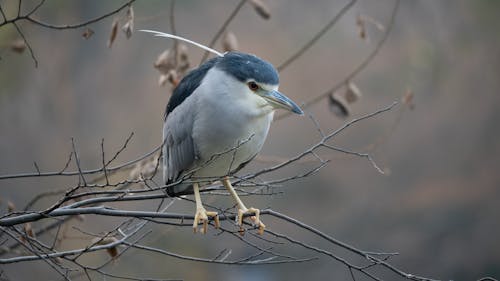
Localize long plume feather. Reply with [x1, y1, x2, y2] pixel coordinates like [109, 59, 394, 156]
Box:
[140, 29, 224, 57]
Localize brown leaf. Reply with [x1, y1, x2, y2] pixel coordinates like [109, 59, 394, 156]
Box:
[250, 0, 271, 20]
[107, 246, 119, 259]
[107, 19, 119, 48]
[82, 28, 94, 39]
[328, 93, 350, 118]
[345, 81, 362, 103]
[222, 31, 239, 52]
[10, 39, 26, 54]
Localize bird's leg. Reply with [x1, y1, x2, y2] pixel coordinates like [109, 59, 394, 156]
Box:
[193, 182, 220, 234]
[222, 176, 265, 235]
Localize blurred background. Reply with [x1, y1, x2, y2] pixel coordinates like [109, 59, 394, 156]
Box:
[1, 0, 499, 280]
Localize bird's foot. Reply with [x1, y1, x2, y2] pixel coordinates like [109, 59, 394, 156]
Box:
[193, 207, 219, 234]
[237, 207, 266, 235]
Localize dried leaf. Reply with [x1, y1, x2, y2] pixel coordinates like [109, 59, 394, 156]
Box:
[7, 201, 15, 212]
[222, 31, 239, 52]
[328, 93, 350, 118]
[345, 81, 362, 103]
[250, 0, 271, 20]
[82, 28, 94, 39]
[176, 44, 190, 76]
[166, 69, 179, 87]
[24, 223, 35, 238]
[107, 19, 119, 48]
[122, 6, 134, 39]
[154, 49, 176, 74]
[122, 22, 133, 39]
[158, 74, 169, 87]
[10, 39, 26, 54]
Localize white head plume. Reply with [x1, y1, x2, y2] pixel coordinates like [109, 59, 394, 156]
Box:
[140, 29, 224, 57]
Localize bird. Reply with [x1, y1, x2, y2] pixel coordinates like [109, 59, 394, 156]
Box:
[160, 49, 303, 234]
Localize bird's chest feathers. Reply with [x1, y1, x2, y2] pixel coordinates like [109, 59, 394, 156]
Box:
[193, 90, 272, 162]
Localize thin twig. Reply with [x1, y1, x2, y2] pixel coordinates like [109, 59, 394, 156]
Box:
[275, 0, 400, 121]
[277, 0, 356, 72]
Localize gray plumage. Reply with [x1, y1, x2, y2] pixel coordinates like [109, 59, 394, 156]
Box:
[163, 52, 301, 196]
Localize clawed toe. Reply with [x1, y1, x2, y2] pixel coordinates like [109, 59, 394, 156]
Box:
[193, 208, 219, 234]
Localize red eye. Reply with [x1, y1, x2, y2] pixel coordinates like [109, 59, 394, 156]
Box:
[247, 81, 259, 91]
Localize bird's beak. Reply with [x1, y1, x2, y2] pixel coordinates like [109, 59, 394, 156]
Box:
[262, 90, 304, 115]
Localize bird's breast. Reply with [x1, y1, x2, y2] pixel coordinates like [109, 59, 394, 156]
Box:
[191, 96, 273, 179]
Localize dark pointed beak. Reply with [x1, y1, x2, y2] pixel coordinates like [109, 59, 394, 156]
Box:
[262, 90, 304, 115]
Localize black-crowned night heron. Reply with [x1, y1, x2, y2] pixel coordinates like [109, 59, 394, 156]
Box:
[151, 33, 303, 234]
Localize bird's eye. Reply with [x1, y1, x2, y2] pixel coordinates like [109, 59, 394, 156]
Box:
[247, 81, 259, 92]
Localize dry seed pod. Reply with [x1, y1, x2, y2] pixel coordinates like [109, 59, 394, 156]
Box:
[107, 19, 119, 48]
[250, 0, 271, 20]
[10, 39, 26, 53]
[222, 31, 239, 52]
[345, 81, 362, 103]
[154, 49, 176, 74]
[356, 14, 367, 40]
[82, 28, 94, 39]
[329, 93, 350, 118]
[122, 6, 134, 39]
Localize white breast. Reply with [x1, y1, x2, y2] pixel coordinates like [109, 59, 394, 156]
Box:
[190, 68, 274, 181]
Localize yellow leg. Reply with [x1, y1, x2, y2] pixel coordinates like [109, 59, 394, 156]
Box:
[222, 176, 265, 235]
[193, 182, 220, 234]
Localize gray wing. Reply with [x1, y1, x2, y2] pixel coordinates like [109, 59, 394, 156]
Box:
[162, 101, 197, 184]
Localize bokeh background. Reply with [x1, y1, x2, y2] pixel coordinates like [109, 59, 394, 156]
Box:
[1, 0, 499, 280]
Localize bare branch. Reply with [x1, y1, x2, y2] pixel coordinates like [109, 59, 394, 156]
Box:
[275, 0, 401, 121]
[277, 0, 356, 72]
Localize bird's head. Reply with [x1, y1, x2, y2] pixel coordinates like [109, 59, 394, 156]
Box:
[215, 52, 304, 115]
